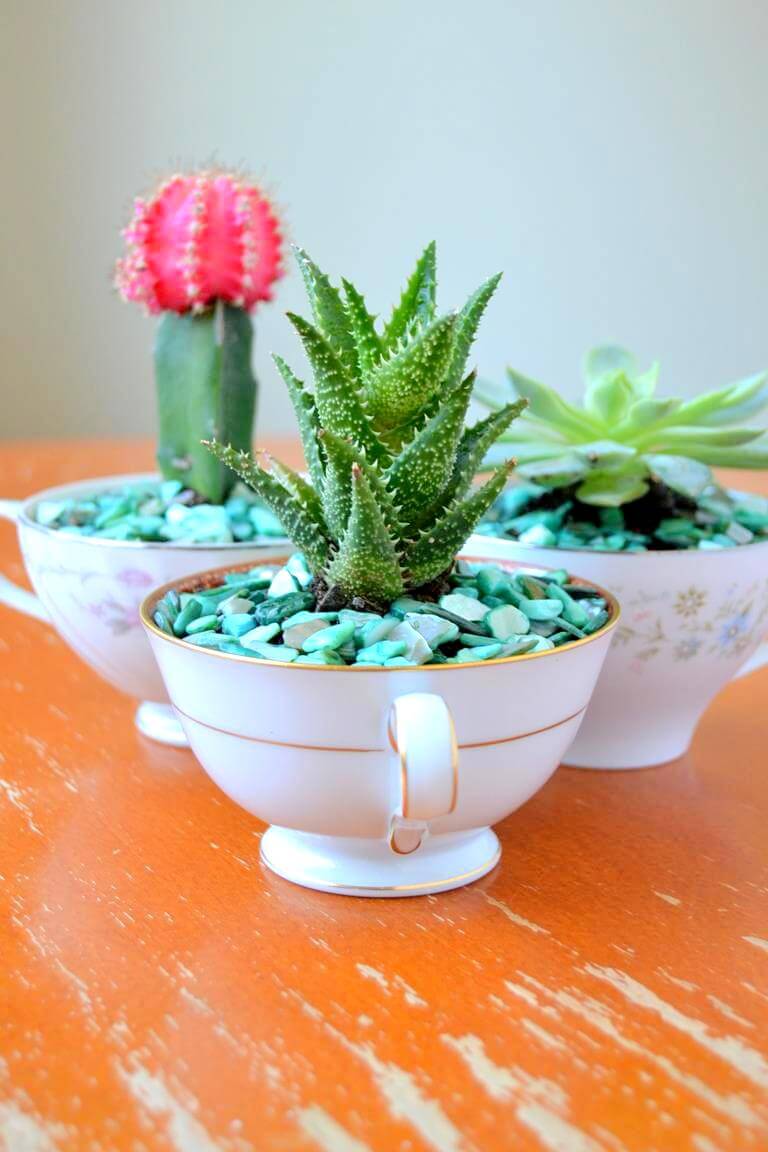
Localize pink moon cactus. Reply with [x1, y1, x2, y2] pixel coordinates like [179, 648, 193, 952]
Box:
[116, 172, 283, 315]
[116, 170, 284, 503]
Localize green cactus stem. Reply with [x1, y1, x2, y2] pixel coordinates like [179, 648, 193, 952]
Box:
[155, 301, 256, 504]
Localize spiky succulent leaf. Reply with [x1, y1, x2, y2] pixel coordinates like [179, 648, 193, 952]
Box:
[449, 398, 528, 499]
[382, 241, 437, 351]
[293, 248, 358, 381]
[324, 465, 404, 603]
[319, 430, 398, 539]
[272, 354, 325, 495]
[204, 441, 329, 569]
[385, 372, 475, 529]
[364, 312, 457, 435]
[407, 463, 514, 587]
[481, 346, 768, 508]
[287, 313, 381, 460]
[263, 454, 325, 525]
[207, 244, 518, 605]
[444, 273, 502, 391]
[342, 279, 382, 380]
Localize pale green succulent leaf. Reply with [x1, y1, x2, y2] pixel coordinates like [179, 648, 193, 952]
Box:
[645, 454, 712, 501]
[382, 241, 437, 351]
[271, 354, 325, 495]
[669, 442, 768, 468]
[639, 425, 767, 452]
[293, 248, 359, 381]
[507, 368, 603, 438]
[583, 345, 637, 386]
[204, 441, 329, 569]
[444, 273, 502, 391]
[517, 453, 590, 488]
[576, 462, 651, 507]
[693, 372, 768, 426]
[324, 465, 404, 603]
[407, 463, 514, 587]
[572, 441, 638, 466]
[617, 397, 683, 439]
[629, 362, 660, 399]
[584, 372, 635, 427]
[364, 312, 457, 432]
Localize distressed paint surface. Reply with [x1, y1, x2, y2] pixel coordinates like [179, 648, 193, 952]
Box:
[0, 443, 767, 1152]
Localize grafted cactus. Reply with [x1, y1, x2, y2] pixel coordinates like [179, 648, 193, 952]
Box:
[116, 170, 284, 503]
[208, 244, 525, 606]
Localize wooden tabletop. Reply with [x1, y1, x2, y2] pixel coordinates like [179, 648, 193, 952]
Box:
[1, 441, 767, 1152]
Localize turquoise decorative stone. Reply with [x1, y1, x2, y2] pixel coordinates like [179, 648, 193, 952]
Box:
[172, 598, 202, 636]
[516, 598, 563, 621]
[358, 615, 398, 649]
[404, 612, 459, 649]
[164, 553, 613, 668]
[486, 604, 530, 639]
[454, 643, 503, 662]
[267, 568, 299, 598]
[218, 595, 255, 617]
[186, 613, 219, 635]
[221, 613, 259, 638]
[240, 623, 281, 648]
[438, 593, 489, 623]
[302, 621, 356, 653]
[294, 650, 345, 665]
[356, 640, 408, 664]
[386, 622, 432, 665]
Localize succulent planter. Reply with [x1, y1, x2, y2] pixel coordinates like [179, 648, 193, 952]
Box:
[466, 529, 768, 769]
[140, 552, 619, 897]
[0, 474, 287, 745]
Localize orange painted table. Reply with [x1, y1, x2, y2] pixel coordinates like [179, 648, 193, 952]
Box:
[1, 441, 767, 1152]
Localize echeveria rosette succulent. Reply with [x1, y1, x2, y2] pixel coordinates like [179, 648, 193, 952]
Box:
[116, 170, 284, 503]
[479, 346, 768, 508]
[206, 244, 525, 606]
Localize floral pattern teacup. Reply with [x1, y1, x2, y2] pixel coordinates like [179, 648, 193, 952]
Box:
[467, 533, 768, 768]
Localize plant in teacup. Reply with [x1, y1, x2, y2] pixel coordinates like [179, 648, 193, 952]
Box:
[471, 347, 768, 768]
[0, 170, 287, 746]
[141, 246, 619, 897]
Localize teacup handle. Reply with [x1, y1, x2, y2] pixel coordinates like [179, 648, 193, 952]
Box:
[387, 692, 458, 855]
[0, 499, 50, 623]
[734, 642, 768, 680]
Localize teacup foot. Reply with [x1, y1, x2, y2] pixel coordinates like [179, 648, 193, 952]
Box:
[135, 701, 189, 748]
[260, 826, 501, 898]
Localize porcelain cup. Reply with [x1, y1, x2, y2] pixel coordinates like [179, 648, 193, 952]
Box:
[466, 531, 768, 769]
[0, 473, 287, 746]
[140, 552, 619, 897]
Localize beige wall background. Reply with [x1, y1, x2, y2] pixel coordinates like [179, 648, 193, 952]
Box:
[0, 0, 765, 443]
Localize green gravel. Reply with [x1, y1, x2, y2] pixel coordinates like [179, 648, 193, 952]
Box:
[477, 484, 768, 552]
[34, 479, 285, 543]
[154, 553, 611, 667]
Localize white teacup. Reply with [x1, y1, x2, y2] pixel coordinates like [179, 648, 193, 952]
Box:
[0, 473, 287, 745]
[466, 531, 768, 768]
[140, 553, 619, 897]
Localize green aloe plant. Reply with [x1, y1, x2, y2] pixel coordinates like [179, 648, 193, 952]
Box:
[206, 244, 525, 606]
[477, 346, 768, 507]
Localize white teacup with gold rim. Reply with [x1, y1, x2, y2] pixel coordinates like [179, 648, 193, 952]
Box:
[140, 553, 619, 897]
[0, 473, 287, 746]
[466, 532, 768, 768]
